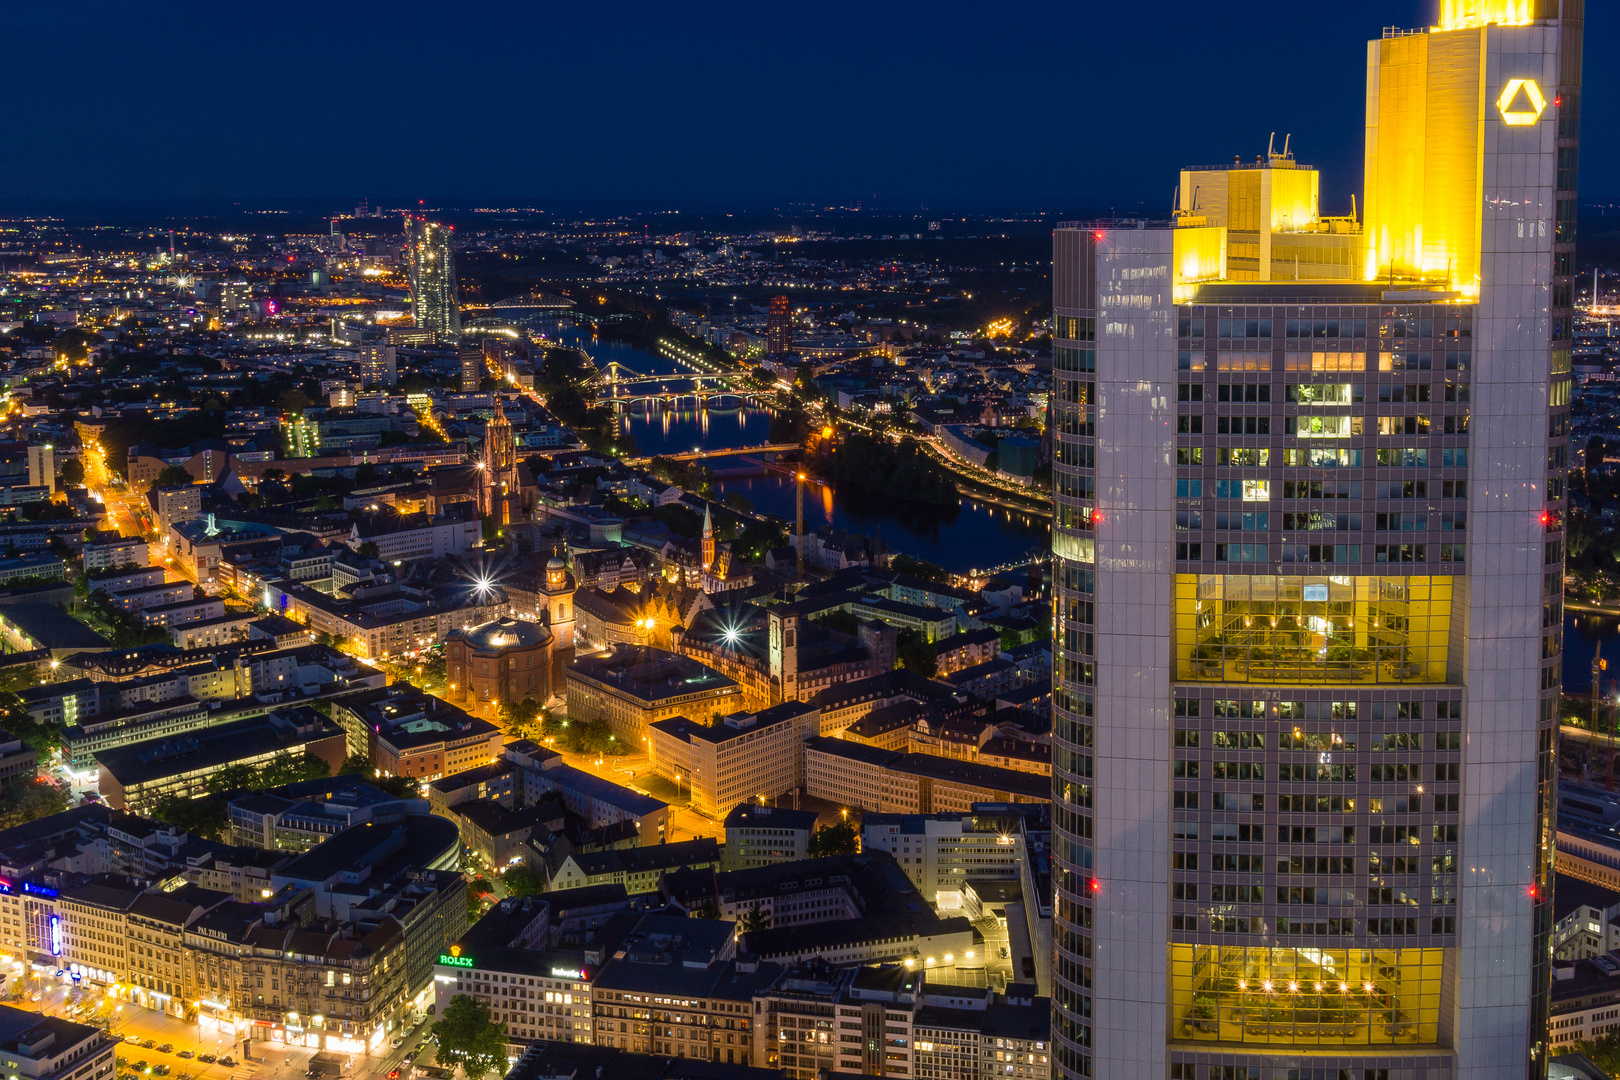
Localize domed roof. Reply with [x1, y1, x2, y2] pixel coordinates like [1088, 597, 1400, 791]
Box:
[547, 556, 566, 570]
[460, 617, 551, 652]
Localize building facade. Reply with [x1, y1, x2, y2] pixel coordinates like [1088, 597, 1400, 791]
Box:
[1050, 5, 1580, 1079]
[406, 216, 460, 343]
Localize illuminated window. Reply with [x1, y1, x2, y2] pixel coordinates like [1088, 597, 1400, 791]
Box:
[1170, 944, 1442, 1046]
[1176, 575, 1453, 684]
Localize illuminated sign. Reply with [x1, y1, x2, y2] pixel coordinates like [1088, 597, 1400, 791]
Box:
[23, 882, 57, 899]
[49, 916, 61, 957]
[551, 968, 583, 980]
[1496, 78, 1547, 127]
[438, 954, 474, 968]
[1302, 584, 1329, 602]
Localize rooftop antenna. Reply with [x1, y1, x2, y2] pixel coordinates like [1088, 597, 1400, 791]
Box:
[1350, 194, 1358, 224]
[1267, 132, 1276, 159]
[1282, 133, 1292, 159]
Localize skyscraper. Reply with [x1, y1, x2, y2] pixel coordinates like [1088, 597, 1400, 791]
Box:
[766, 295, 793, 355]
[1050, 4, 1580, 1079]
[406, 215, 461, 344]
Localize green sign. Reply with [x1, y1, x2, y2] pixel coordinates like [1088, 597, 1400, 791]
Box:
[438, 954, 475, 968]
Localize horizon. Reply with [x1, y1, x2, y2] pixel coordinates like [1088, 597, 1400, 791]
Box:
[1, 0, 1613, 206]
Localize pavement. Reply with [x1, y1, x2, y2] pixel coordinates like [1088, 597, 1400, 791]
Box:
[18, 980, 440, 1080]
[547, 746, 722, 842]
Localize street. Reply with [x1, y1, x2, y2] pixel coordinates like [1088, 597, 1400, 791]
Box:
[18, 978, 442, 1080]
[545, 745, 722, 843]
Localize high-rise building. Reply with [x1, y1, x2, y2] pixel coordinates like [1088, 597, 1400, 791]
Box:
[1050, 4, 1580, 1079]
[766, 295, 793, 355]
[358, 344, 397, 389]
[27, 444, 54, 493]
[406, 215, 461, 343]
[459, 346, 484, 392]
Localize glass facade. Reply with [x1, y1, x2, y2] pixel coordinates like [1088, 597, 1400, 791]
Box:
[1050, 7, 1578, 1079]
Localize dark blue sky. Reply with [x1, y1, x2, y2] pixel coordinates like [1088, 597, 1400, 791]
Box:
[0, 1, 1610, 207]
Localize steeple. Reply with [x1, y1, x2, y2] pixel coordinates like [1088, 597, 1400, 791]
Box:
[701, 503, 715, 571]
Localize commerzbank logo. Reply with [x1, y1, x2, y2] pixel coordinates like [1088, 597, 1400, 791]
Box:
[1496, 78, 1547, 126]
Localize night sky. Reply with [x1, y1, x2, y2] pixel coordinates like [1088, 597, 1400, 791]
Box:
[0, 0, 1611, 208]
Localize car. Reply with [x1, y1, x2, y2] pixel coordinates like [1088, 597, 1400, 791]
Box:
[152, 1066, 170, 1076]
[388, 1070, 400, 1079]
[197, 1057, 216, 1065]
[401, 1053, 416, 1065]
[130, 1062, 149, 1073]
[218, 1059, 236, 1069]
[140, 1041, 157, 1050]
[156, 1046, 173, 1055]
[391, 1037, 406, 1048]
[176, 1052, 193, 1060]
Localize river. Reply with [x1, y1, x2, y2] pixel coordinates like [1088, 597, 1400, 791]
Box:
[540, 325, 1051, 575]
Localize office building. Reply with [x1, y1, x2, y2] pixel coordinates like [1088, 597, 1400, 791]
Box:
[0, 1005, 115, 1080]
[647, 702, 820, 818]
[766, 295, 792, 356]
[1049, 4, 1580, 1078]
[95, 708, 347, 811]
[406, 216, 460, 343]
[722, 804, 818, 871]
[566, 646, 743, 746]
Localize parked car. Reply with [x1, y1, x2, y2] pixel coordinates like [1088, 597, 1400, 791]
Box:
[152, 1065, 171, 1076]
[197, 1057, 216, 1065]
[219, 1058, 236, 1069]
[176, 1052, 193, 1060]
[156, 1046, 173, 1055]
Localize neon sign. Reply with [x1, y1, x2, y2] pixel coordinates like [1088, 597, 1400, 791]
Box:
[49, 916, 61, 956]
[438, 954, 474, 968]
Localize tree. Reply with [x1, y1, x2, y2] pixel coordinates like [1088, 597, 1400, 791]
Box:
[431, 995, 509, 1080]
[258, 751, 333, 789]
[1574, 1034, 1620, 1080]
[150, 794, 230, 840]
[693, 898, 721, 919]
[373, 774, 420, 798]
[154, 465, 194, 488]
[338, 753, 372, 777]
[206, 763, 259, 795]
[357, 541, 380, 559]
[739, 905, 773, 934]
[277, 389, 314, 414]
[896, 628, 937, 679]
[59, 459, 84, 487]
[502, 866, 544, 898]
[496, 699, 545, 740]
[723, 492, 753, 516]
[0, 777, 69, 830]
[807, 820, 858, 858]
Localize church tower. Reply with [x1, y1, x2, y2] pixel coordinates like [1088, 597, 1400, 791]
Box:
[539, 554, 575, 650]
[701, 503, 715, 571]
[480, 406, 521, 524]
